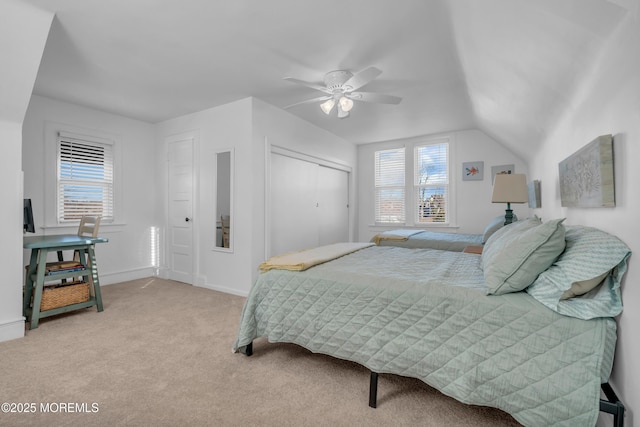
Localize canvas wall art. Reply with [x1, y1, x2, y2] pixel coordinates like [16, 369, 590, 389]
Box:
[559, 134, 615, 208]
[528, 180, 541, 208]
[462, 161, 483, 181]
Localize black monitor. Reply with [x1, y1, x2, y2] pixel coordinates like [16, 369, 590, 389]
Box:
[23, 199, 35, 233]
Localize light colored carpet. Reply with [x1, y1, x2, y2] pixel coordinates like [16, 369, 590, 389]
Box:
[1, 278, 521, 426]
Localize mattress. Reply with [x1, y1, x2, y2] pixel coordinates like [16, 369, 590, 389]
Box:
[374, 230, 482, 251]
[234, 246, 616, 427]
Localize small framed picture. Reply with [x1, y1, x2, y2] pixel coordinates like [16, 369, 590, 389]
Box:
[491, 164, 515, 183]
[462, 161, 484, 181]
[528, 180, 541, 208]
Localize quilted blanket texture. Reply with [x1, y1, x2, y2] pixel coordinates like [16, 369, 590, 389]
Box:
[234, 246, 616, 427]
[258, 242, 374, 272]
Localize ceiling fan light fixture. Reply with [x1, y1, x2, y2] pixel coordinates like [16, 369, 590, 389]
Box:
[339, 96, 354, 112]
[320, 99, 335, 115]
[284, 67, 402, 117]
[337, 103, 350, 119]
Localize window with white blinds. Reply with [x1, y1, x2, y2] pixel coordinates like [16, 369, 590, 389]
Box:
[374, 147, 405, 223]
[414, 141, 448, 224]
[57, 132, 114, 222]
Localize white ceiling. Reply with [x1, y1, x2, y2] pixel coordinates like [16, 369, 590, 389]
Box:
[23, 0, 629, 158]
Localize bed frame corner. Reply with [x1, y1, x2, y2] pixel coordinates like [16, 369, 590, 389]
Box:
[600, 382, 625, 427]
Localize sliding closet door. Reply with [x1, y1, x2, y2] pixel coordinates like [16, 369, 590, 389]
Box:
[270, 153, 350, 256]
[317, 165, 349, 246]
[270, 153, 319, 256]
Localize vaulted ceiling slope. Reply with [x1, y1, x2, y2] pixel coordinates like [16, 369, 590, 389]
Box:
[23, 0, 629, 158]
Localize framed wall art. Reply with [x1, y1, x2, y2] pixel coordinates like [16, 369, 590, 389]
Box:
[462, 161, 483, 181]
[491, 164, 515, 184]
[559, 134, 615, 208]
[528, 180, 541, 208]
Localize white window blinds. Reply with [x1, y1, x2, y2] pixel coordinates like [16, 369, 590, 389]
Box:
[414, 141, 448, 224]
[375, 147, 405, 223]
[57, 132, 114, 222]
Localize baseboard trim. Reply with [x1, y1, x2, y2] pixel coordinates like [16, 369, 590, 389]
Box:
[196, 282, 248, 298]
[0, 317, 25, 343]
[99, 267, 157, 285]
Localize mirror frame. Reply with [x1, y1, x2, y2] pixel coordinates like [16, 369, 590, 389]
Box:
[213, 148, 234, 253]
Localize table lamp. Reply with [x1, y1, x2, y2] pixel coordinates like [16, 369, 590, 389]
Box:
[492, 173, 528, 225]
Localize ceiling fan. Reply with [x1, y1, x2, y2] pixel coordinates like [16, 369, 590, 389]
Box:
[283, 67, 402, 119]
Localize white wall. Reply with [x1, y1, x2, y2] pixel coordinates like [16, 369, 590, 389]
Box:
[357, 129, 528, 242]
[0, 0, 53, 342]
[527, 10, 640, 426]
[251, 98, 357, 281]
[22, 95, 159, 284]
[155, 97, 357, 296]
[156, 98, 254, 296]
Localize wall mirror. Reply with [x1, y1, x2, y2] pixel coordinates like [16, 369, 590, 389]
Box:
[214, 149, 234, 252]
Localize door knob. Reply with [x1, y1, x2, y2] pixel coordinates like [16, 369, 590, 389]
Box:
[185, 217, 191, 222]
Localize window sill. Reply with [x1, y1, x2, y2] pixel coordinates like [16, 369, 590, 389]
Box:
[39, 222, 126, 234]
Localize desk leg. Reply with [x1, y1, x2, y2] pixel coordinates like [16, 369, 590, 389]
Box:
[87, 245, 104, 312]
[23, 249, 38, 317]
[30, 249, 49, 329]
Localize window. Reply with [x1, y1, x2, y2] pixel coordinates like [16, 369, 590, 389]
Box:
[375, 147, 405, 223]
[57, 132, 114, 222]
[373, 138, 450, 226]
[415, 142, 449, 223]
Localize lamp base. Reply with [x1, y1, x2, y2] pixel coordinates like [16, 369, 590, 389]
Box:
[504, 208, 515, 225]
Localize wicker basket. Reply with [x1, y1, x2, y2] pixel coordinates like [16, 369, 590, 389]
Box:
[40, 282, 90, 311]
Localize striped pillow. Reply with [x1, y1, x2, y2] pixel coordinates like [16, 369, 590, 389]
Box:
[526, 226, 631, 319]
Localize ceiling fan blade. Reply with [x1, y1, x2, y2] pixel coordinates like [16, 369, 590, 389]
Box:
[341, 67, 382, 91]
[284, 95, 332, 109]
[283, 77, 332, 94]
[349, 91, 402, 105]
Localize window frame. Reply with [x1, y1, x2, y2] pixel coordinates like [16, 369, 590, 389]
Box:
[374, 147, 406, 224]
[372, 135, 454, 228]
[57, 132, 115, 223]
[43, 122, 122, 229]
[413, 140, 450, 225]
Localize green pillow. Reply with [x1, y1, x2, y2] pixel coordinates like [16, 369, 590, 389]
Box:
[482, 217, 541, 271]
[485, 218, 566, 295]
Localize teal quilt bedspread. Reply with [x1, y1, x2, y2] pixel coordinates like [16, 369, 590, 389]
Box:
[233, 246, 616, 427]
[376, 230, 482, 251]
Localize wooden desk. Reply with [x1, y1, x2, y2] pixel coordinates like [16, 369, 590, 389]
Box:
[23, 235, 108, 329]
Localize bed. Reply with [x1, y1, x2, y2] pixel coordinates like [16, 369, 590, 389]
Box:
[373, 228, 483, 250]
[371, 215, 511, 251]
[234, 219, 630, 427]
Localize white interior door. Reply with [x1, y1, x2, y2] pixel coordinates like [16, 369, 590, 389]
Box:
[168, 138, 195, 284]
[317, 165, 349, 246]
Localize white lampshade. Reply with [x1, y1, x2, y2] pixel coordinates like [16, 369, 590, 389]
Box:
[320, 99, 335, 115]
[339, 96, 354, 112]
[491, 174, 528, 203]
